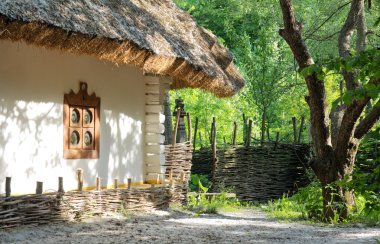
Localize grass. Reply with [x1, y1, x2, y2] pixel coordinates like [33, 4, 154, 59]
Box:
[260, 183, 380, 226]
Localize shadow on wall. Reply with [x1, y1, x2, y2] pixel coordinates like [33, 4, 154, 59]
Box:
[0, 98, 143, 194]
[0, 39, 146, 194]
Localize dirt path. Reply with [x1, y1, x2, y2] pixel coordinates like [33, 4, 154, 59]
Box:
[1, 209, 379, 243]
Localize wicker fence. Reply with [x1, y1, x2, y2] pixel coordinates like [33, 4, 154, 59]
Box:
[0, 141, 192, 229]
[192, 142, 311, 202]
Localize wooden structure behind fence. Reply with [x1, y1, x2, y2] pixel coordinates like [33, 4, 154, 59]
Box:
[192, 142, 311, 202]
[0, 141, 193, 229]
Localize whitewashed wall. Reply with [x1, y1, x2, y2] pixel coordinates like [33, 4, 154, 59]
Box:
[0, 40, 147, 194]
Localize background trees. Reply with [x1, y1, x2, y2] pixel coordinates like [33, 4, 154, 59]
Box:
[173, 0, 379, 221]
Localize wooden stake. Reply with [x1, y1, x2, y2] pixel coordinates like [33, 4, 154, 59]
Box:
[76, 169, 83, 191]
[292, 117, 297, 144]
[96, 177, 100, 191]
[243, 113, 247, 144]
[114, 179, 118, 189]
[128, 178, 132, 190]
[5, 177, 11, 197]
[187, 112, 192, 142]
[232, 121, 237, 146]
[36, 182, 43, 194]
[274, 132, 280, 151]
[161, 174, 166, 186]
[246, 119, 252, 147]
[58, 177, 64, 193]
[172, 108, 181, 146]
[193, 117, 199, 149]
[180, 172, 185, 183]
[199, 132, 203, 148]
[298, 116, 305, 143]
[169, 168, 173, 182]
[212, 118, 217, 182]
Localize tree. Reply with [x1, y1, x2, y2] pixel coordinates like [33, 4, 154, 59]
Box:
[278, 0, 380, 220]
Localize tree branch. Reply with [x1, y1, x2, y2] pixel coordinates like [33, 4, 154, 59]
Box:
[304, 1, 351, 41]
[279, 0, 332, 159]
[338, 0, 364, 90]
[355, 100, 380, 140]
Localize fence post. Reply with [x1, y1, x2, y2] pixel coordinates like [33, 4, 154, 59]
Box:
[193, 117, 199, 149]
[58, 177, 64, 193]
[77, 169, 83, 191]
[232, 121, 237, 146]
[172, 108, 181, 146]
[36, 181, 43, 194]
[292, 117, 297, 144]
[114, 179, 118, 189]
[212, 117, 217, 183]
[187, 112, 192, 143]
[96, 177, 101, 191]
[242, 113, 247, 144]
[298, 116, 305, 143]
[128, 178, 132, 190]
[246, 119, 252, 147]
[5, 177, 11, 197]
[274, 132, 280, 151]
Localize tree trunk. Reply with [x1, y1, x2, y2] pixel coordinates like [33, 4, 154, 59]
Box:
[278, 0, 376, 222]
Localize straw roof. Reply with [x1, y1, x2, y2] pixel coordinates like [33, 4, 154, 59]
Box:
[0, 0, 245, 97]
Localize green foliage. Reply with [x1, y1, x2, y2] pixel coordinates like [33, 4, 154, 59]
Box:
[300, 49, 380, 108]
[187, 191, 243, 214]
[263, 130, 380, 225]
[262, 182, 323, 221]
[189, 174, 211, 192]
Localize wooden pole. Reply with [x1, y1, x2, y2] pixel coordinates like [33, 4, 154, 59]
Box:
[243, 113, 247, 144]
[128, 178, 132, 190]
[36, 181, 43, 194]
[298, 116, 305, 143]
[292, 117, 297, 144]
[114, 179, 118, 189]
[246, 119, 252, 147]
[180, 171, 185, 183]
[210, 118, 215, 146]
[96, 177, 100, 191]
[169, 168, 173, 182]
[274, 132, 280, 151]
[199, 132, 203, 148]
[232, 121, 237, 146]
[172, 108, 181, 146]
[212, 117, 217, 182]
[187, 112, 192, 142]
[58, 177, 64, 193]
[267, 126, 271, 141]
[193, 117, 199, 149]
[77, 169, 83, 191]
[223, 136, 227, 148]
[5, 177, 11, 197]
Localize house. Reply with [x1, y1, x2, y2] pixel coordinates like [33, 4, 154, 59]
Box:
[0, 0, 245, 195]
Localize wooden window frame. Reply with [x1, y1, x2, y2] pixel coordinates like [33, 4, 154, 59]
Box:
[64, 82, 100, 159]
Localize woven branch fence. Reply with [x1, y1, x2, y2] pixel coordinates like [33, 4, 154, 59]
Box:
[0, 141, 192, 229]
[192, 142, 311, 202]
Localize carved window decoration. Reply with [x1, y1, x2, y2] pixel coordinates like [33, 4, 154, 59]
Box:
[64, 82, 100, 159]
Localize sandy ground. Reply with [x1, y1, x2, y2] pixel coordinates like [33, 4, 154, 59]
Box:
[0, 209, 379, 244]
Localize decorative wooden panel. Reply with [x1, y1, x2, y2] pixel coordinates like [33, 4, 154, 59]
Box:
[64, 82, 100, 159]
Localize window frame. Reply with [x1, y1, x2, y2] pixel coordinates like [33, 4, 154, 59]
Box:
[63, 82, 100, 159]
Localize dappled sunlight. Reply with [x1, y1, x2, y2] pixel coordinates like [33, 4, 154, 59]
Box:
[0, 40, 146, 195]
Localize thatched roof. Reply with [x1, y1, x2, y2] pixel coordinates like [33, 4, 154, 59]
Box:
[0, 0, 245, 97]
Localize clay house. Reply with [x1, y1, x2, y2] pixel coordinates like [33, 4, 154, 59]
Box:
[0, 0, 244, 194]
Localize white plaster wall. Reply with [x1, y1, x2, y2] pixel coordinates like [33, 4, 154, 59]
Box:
[0, 40, 146, 194]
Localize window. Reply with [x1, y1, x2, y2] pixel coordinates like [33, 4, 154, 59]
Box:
[64, 82, 100, 159]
